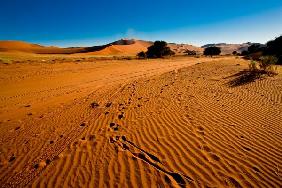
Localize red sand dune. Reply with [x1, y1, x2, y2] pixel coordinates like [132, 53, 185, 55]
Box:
[0, 39, 203, 56]
[0, 41, 84, 54]
[87, 39, 153, 56]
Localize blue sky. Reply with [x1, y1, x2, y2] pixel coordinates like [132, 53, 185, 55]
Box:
[0, 0, 282, 47]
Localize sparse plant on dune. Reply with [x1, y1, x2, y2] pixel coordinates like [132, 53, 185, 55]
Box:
[184, 50, 197, 56]
[248, 56, 278, 74]
[248, 60, 258, 71]
[137, 51, 147, 59]
[258, 56, 278, 74]
[229, 57, 278, 87]
[0, 57, 12, 64]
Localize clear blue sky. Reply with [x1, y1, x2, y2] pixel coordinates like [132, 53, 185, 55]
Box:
[1, 0, 282, 47]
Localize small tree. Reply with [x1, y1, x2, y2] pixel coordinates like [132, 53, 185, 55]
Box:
[146, 41, 175, 58]
[264, 35, 282, 65]
[248, 44, 265, 54]
[204, 47, 221, 57]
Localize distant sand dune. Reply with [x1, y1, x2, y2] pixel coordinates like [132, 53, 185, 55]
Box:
[87, 40, 152, 56]
[0, 39, 203, 56]
[0, 40, 85, 54]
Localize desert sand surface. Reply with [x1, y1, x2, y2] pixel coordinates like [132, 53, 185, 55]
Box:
[0, 56, 282, 187]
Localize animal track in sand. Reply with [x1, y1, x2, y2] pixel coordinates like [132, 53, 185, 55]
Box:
[90, 102, 99, 108]
[242, 146, 251, 151]
[228, 177, 243, 188]
[109, 122, 119, 131]
[9, 155, 16, 162]
[105, 102, 112, 107]
[80, 122, 86, 127]
[252, 166, 260, 173]
[118, 113, 124, 119]
[110, 135, 193, 186]
[209, 153, 220, 161]
[88, 134, 95, 141]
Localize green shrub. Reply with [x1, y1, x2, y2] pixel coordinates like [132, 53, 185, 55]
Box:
[259, 56, 278, 73]
[0, 59, 12, 64]
[248, 56, 278, 76]
[249, 60, 258, 71]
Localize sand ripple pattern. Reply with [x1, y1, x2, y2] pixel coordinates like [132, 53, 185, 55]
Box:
[1, 58, 282, 187]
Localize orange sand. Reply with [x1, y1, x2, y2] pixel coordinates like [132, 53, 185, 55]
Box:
[0, 40, 203, 56]
[0, 56, 281, 187]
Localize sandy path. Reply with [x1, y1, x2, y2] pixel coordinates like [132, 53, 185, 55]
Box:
[0, 57, 212, 121]
[0, 57, 213, 187]
[0, 57, 281, 187]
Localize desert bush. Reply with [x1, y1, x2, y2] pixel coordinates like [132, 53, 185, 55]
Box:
[203, 47, 221, 57]
[232, 51, 238, 55]
[247, 56, 277, 76]
[230, 59, 276, 87]
[249, 60, 258, 71]
[258, 56, 278, 73]
[146, 41, 175, 58]
[0, 57, 12, 64]
[137, 51, 146, 59]
[122, 56, 134, 60]
[184, 50, 197, 56]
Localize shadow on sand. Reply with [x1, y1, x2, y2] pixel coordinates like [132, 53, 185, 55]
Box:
[226, 70, 269, 87]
